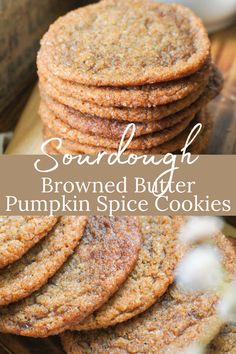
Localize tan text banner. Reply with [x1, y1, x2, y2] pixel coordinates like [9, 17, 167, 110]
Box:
[0, 155, 235, 215]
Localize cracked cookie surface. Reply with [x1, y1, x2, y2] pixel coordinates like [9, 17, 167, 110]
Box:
[0, 216, 87, 305]
[206, 324, 236, 354]
[71, 216, 185, 331]
[39, 67, 222, 122]
[0, 216, 58, 268]
[37, 57, 211, 108]
[38, 0, 210, 86]
[0, 217, 142, 337]
[44, 109, 212, 155]
[61, 233, 236, 354]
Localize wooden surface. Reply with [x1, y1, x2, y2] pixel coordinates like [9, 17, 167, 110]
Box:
[6, 86, 43, 154]
[0, 335, 63, 354]
[0, 0, 98, 120]
[0, 84, 35, 133]
[5, 23, 236, 155]
[0, 0, 82, 116]
[207, 24, 236, 154]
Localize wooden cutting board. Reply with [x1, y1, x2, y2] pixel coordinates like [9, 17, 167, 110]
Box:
[5, 23, 236, 155]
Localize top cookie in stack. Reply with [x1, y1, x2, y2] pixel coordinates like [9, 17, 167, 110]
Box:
[37, 0, 223, 155]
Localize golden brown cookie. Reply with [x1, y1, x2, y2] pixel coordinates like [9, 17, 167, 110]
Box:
[0, 217, 143, 337]
[43, 109, 212, 155]
[61, 233, 236, 354]
[38, 0, 210, 86]
[37, 57, 211, 108]
[40, 69, 217, 140]
[40, 93, 194, 140]
[39, 66, 222, 122]
[45, 129, 210, 155]
[71, 216, 185, 331]
[206, 324, 236, 354]
[0, 216, 87, 306]
[0, 216, 58, 269]
[39, 102, 196, 150]
[45, 144, 83, 155]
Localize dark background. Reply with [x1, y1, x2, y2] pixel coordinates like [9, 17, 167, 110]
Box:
[0, 0, 98, 132]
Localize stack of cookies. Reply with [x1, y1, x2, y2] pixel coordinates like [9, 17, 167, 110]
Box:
[37, 0, 223, 155]
[0, 215, 235, 354]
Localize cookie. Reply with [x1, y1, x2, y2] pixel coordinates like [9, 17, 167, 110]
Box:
[40, 93, 194, 140]
[45, 126, 209, 155]
[39, 102, 196, 150]
[0, 217, 143, 337]
[39, 76, 203, 123]
[38, 0, 210, 86]
[37, 57, 211, 108]
[0, 216, 58, 269]
[206, 324, 236, 354]
[71, 216, 185, 331]
[39, 66, 222, 122]
[43, 109, 212, 155]
[0, 216, 87, 306]
[61, 233, 236, 354]
[45, 144, 83, 155]
[40, 69, 216, 140]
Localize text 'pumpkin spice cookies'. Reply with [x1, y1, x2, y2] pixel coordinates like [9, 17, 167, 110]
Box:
[38, 0, 210, 86]
[0, 216, 58, 268]
[0, 217, 143, 337]
[71, 216, 185, 331]
[37, 57, 211, 108]
[61, 233, 236, 354]
[206, 324, 236, 354]
[0, 216, 87, 306]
